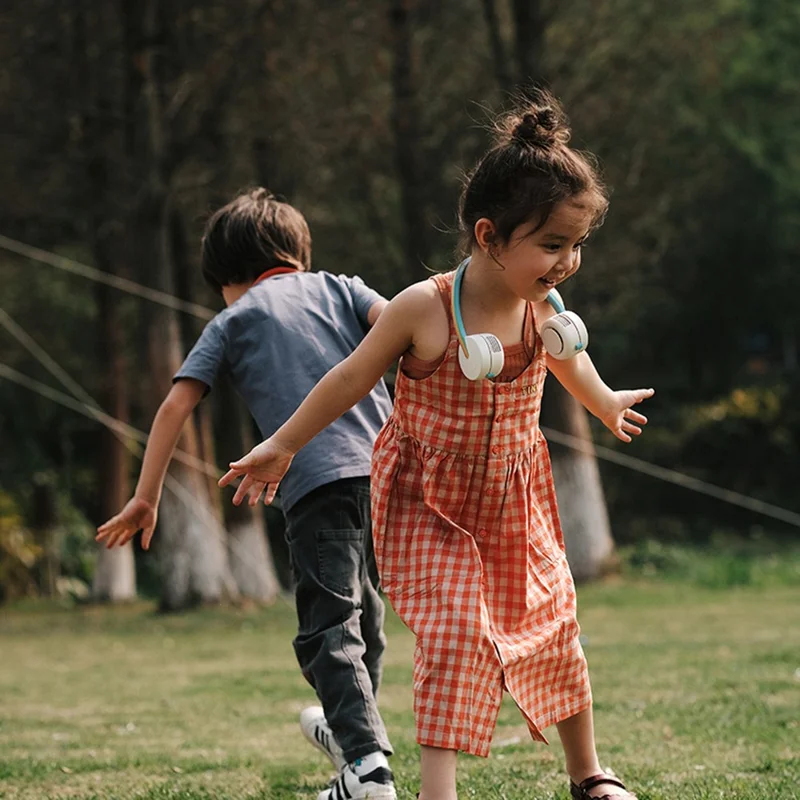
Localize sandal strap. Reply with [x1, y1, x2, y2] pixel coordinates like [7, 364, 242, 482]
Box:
[574, 773, 630, 796]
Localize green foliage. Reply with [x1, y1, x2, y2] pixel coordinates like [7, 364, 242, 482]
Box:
[603, 382, 800, 542]
[56, 490, 97, 586]
[623, 538, 800, 588]
[0, 491, 41, 602]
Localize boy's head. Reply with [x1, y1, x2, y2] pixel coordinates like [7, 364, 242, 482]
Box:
[201, 188, 312, 296]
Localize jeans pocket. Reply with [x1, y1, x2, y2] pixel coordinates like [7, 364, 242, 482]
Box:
[317, 529, 363, 598]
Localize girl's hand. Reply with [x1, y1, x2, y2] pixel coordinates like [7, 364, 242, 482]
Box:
[599, 388, 654, 443]
[218, 438, 295, 506]
[96, 496, 158, 550]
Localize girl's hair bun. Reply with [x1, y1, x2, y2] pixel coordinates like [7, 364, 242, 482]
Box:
[499, 90, 571, 149]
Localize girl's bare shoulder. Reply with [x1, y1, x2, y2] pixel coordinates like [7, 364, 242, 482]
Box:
[389, 275, 450, 361]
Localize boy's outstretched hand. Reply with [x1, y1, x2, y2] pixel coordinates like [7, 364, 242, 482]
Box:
[96, 496, 158, 550]
[599, 388, 655, 443]
[218, 438, 294, 507]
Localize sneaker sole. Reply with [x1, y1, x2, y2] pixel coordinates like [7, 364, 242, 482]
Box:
[318, 790, 396, 800]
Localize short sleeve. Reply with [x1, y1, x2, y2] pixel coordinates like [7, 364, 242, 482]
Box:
[173, 318, 227, 392]
[344, 275, 387, 327]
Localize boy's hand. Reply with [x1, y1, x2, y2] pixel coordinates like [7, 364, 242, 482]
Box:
[96, 496, 158, 550]
[218, 438, 294, 507]
[598, 388, 654, 443]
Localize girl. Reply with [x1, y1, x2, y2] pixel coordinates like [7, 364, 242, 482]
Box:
[220, 91, 652, 800]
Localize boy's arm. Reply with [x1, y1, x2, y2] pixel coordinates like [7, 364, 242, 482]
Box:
[534, 300, 654, 442]
[220, 284, 427, 505]
[96, 379, 206, 549]
[367, 298, 388, 327]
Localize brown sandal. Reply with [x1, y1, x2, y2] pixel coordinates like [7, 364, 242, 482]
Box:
[570, 773, 637, 800]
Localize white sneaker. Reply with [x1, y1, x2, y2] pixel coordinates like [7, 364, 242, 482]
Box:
[317, 752, 397, 800]
[300, 706, 347, 773]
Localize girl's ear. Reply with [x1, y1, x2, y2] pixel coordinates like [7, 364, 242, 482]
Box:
[473, 218, 497, 255]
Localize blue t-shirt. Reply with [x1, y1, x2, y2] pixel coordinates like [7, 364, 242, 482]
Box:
[174, 271, 392, 511]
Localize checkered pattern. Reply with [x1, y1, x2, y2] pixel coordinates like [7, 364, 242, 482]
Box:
[371, 271, 591, 757]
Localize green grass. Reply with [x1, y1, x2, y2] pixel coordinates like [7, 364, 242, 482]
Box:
[1, 567, 799, 799]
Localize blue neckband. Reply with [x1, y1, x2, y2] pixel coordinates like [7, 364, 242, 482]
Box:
[453, 257, 565, 342]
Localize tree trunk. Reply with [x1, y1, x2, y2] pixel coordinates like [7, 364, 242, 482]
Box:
[92, 277, 136, 602]
[226, 497, 282, 603]
[480, 0, 513, 92]
[168, 206, 225, 525]
[145, 199, 234, 611]
[31, 474, 60, 597]
[485, 5, 616, 581]
[389, 0, 430, 281]
[124, 0, 234, 609]
[71, 0, 137, 602]
[511, 0, 546, 88]
[215, 378, 282, 603]
[541, 377, 616, 581]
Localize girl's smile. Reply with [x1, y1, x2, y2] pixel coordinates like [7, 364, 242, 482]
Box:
[471, 196, 595, 306]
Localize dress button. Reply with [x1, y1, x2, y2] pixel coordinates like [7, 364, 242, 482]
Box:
[491, 445, 501, 455]
[478, 528, 488, 538]
[495, 414, 504, 423]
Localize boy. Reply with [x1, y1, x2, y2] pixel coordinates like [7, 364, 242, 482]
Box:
[96, 187, 396, 800]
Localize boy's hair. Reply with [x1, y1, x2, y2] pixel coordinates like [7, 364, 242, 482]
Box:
[459, 88, 608, 250]
[201, 188, 312, 294]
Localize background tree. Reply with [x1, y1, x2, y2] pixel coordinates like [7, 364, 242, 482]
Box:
[2, 0, 799, 605]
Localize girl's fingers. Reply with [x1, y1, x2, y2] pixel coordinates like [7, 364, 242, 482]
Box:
[232, 475, 256, 506]
[633, 388, 655, 403]
[228, 452, 255, 471]
[621, 420, 641, 436]
[96, 518, 121, 538]
[247, 482, 266, 506]
[95, 525, 124, 543]
[95, 526, 112, 541]
[218, 468, 241, 488]
[264, 483, 278, 506]
[625, 409, 648, 425]
[104, 530, 124, 549]
[615, 427, 632, 443]
[142, 527, 155, 550]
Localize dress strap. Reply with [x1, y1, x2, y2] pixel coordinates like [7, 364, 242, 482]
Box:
[430, 271, 458, 341]
[431, 271, 458, 342]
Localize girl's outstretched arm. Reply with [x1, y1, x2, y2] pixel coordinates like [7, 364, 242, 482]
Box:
[219, 285, 428, 505]
[535, 301, 654, 443]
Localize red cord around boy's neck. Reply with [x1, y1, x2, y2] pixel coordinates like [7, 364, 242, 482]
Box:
[253, 266, 298, 285]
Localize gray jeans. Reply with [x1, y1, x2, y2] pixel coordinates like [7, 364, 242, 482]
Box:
[284, 477, 392, 762]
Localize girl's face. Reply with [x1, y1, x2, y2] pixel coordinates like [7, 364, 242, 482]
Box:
[482, 199, 593, 302]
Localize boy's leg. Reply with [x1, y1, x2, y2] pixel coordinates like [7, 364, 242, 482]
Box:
[360, 518, 387, 697]
[285, 477, 392, 763]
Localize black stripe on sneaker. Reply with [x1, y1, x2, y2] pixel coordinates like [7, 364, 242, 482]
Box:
[332, 775, 351, 800]
[357, 766, 394, 786]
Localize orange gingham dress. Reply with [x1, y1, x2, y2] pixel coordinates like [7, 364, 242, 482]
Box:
[371, 271, 591, 757]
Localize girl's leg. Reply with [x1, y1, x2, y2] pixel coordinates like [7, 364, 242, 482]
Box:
[556, 707, 627, 797]
[419, 745, 458, 800]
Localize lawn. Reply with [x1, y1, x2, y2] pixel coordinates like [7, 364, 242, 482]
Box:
[1, 570, 798, 799]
